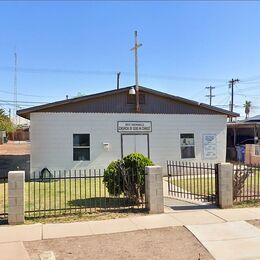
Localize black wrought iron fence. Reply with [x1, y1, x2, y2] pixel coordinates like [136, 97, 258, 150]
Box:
[167, 161, 218, 204]
[233, 163, 260, 202]
[25, 169, 146, 218]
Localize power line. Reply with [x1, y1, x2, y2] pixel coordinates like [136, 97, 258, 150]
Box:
[239, 81, 260, 85]
[0, 65, 228, 82]
[240, 75, 260, 83]
[189, 88, 206, 99]
[237, 85, 260, 91]
[0, 102, 31, 107]
[0, 89, 57, 98]
[0, 99, 46, 104]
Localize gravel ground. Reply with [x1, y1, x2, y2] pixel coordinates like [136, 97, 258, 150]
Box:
[24, 226, 213, 260]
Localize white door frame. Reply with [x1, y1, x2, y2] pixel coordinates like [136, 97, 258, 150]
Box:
[121, 133, 150, 159]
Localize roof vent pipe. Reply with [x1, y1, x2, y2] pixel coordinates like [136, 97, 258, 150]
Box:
[117, 72, 121, 90]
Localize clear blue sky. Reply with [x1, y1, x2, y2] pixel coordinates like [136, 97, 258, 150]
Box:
[1, 1, 260, 119]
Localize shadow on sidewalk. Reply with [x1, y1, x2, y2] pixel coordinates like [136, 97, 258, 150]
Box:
[164, 196, 218, 211]
[169, 204, 218, 211]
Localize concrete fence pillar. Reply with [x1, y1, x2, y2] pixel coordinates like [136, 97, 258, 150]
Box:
[8, 171, 25, 225]
[217, 163, 233, 209]
[145, 166, 164, 214]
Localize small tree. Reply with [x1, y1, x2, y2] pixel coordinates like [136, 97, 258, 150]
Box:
[0, 109, 15, 133]
[243, 100, 251, 119]
[103, 153, 154, 204]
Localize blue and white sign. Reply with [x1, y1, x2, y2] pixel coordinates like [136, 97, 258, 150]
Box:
[203, 134, 217, 159]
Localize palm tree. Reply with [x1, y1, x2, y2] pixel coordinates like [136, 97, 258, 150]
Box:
[0, 108, 6, 117]
[243, 100, 252, 119]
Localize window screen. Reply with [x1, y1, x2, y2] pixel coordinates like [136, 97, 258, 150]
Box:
[73, 134, 90, 161]
[180, 133, 195, 159]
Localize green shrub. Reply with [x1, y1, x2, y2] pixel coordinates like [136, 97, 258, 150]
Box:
[103, 159, 123, 196]
[103, 153, 154, 203]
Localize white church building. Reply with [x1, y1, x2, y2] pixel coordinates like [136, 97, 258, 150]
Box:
[17, 86, 238, 174]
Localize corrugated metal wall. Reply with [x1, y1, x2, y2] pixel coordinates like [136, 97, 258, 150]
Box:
[39, 90, 219, 115]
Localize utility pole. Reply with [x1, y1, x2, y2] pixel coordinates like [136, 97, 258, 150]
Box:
[205, 86, 215, 106]
[116, 72, 121, 90]
[229, 78, 239, 122]
[130, 31, 142, 112]
[13, 51, 17, 125]
[229, 78, 239, 113]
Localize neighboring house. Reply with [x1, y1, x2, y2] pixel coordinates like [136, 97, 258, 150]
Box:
[8, 126, 30, 142]
[17, 86, 238, 175]
[227, 115, 260, 161]
[245, 144, 260, 165]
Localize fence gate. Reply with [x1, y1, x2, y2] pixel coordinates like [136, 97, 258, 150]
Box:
[167, 161, 218, 204]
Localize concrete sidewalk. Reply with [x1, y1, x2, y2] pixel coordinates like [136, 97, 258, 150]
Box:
[0, 207, 260, 242]
[0, 241, 30, 260]
[187, 221, 260, 259]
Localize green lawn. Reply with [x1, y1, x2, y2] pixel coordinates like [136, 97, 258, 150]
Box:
[26, 178, 106, 214]
[170, 171, 260, 201]
[0, 182, 7, 215]
[0, 178, 138, 218]
[170, 176, 216, 196]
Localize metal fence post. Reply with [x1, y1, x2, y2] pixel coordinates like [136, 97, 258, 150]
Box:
[214, 164, 219, 206]
[8, 171, 25, 225]
[145, 166, 164, 214]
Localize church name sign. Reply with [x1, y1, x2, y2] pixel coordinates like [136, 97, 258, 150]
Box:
[117, 121, 152, 133]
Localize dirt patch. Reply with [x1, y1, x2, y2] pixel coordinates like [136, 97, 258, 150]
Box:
[234, 200, 260, 208]
[247, 219, 260, 229]
[25, 211, 147, 224]
[0, 142, 30, 178]
[24, 226, 213, 260]
[0, 141, 30, 155]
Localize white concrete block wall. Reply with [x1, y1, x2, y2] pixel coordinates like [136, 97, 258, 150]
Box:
[30, 113, 227, 174]
[145, 166, 164, 214]
[8, 171, 25, 225]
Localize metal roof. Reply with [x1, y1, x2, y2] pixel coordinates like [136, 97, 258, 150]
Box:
[246, 115, 260, 122]
[17, 85, 239, 119]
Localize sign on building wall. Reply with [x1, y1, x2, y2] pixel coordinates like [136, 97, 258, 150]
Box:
[203, 134, 217, 159]
[117, 121, 152, 133]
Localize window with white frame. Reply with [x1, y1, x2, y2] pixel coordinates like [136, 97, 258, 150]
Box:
[180, 133, 195, 159]
[73, 134, 90, 161]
